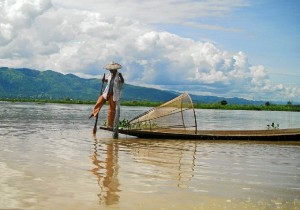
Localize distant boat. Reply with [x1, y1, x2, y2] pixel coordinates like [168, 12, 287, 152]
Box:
[101, 93, 300, 141]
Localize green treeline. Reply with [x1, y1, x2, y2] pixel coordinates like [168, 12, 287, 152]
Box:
[1, 98, 300, 112]
[193, 103, 300, 112]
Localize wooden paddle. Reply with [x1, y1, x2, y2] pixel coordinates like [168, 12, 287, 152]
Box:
[93, 73, 105, 135]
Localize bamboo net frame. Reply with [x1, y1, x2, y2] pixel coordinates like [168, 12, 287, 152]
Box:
[128, 93, 197, 133]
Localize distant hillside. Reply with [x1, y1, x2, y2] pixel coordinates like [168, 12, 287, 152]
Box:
[0, 67, 178, 102]
[190, 94, 262, 105]
[0, 67, 264, 104]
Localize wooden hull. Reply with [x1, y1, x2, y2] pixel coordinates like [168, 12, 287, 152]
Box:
[100, 127, 300, 141]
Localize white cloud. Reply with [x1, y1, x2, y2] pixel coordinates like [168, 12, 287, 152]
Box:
[0, 0, 299, 102]
[0, 0, 52, 42]
[250, 65, 268, 86]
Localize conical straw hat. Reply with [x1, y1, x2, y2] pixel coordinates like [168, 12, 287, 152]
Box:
[104, 61, 122, 70]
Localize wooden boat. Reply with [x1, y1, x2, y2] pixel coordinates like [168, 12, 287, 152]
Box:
[101, 93, 300, 140]
[100, 127, 300, 141]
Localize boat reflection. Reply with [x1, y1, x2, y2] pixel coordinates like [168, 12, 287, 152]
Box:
[90, 138, 120, 206]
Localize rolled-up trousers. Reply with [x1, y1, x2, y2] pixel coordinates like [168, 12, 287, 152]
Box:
[92, 94, 116, 127]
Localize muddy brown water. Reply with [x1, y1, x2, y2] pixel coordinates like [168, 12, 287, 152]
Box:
[1, 102, 299, 209]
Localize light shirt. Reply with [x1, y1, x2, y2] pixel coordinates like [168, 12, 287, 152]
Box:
[102, 71, 123, 101]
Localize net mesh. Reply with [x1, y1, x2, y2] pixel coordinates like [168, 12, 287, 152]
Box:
[127, 93, 197, 132]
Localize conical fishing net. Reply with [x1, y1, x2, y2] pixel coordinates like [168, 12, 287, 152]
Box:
[127, 93, 197, 133]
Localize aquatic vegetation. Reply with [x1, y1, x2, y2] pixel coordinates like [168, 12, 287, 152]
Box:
[267, 122, 279, 130]
[103, 119, 132, 128]
[119, 119, 130, 128]
[127, 121, 159, 130]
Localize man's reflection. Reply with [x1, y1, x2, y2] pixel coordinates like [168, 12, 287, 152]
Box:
[90, 139, 120, 206]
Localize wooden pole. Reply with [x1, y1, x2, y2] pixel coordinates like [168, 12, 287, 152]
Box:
[112, 83, 123, 139]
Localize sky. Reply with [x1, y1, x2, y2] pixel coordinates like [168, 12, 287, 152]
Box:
[0, 0, 299, 102]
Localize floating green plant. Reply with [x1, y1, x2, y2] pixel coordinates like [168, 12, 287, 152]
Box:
[267, 122, 279, 130]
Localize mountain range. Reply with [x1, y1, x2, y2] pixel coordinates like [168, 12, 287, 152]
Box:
[0, 67, 264, 105]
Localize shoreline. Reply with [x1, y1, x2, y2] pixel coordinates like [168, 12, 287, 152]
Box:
[1, 98, 300, 112]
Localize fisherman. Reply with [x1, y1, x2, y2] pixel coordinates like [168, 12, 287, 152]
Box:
[89, 61, 124, 128]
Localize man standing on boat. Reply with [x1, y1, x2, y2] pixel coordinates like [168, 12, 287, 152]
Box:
[89, 61, 124, 128]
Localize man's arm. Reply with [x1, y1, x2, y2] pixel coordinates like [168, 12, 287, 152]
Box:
[102, 75, 108, 83]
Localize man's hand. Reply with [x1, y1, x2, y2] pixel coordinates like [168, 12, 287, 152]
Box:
[119, 73, 124, 83]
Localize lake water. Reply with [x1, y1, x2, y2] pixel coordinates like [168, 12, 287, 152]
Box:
[0, 102, 300, 210]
